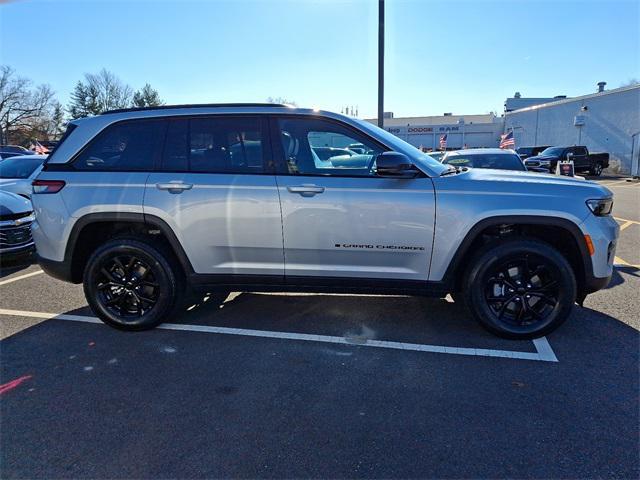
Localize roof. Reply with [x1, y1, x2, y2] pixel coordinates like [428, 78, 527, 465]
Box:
[445, 148, 516, 156]
[506, 83, 640, 114]
[100, 103, 288, 115]
[504, 97, 559, 112]
[366, 113, 499, 126]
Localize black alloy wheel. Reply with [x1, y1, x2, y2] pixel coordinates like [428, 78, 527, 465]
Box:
[96, 254, 159, 318]
[483, 254, 560, 327]
[83, 238, 181, 330]
[463, 239, 576, 339]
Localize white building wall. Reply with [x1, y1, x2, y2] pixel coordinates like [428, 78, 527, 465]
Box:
[505, 85, 640, 174]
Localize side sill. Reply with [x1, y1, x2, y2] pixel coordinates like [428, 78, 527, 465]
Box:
[188, 273, 449, 297]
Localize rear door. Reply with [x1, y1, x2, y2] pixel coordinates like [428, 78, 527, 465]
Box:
[272, 115, 435, 281]
[144, 115, 284, 278]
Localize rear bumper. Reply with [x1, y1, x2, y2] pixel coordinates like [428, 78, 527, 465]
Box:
[37, 255, 76, 283]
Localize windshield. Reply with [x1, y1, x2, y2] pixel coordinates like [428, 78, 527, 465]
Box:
[443, 153, 525, 171]
[0, 157, 43, 178]
[353, 119, 448, 175]
[540, 147, 565, 156]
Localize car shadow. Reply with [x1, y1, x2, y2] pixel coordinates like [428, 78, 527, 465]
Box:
[0, 253, 35, 278]
[152, 291, 538, 351]
[604, 265, 639, 289]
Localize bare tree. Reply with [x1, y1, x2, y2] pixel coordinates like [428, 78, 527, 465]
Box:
[620, 78, 639, 87]
[266, 97, 297, 106]
[0, 66, 56, 144]
[68, 69, 133, 118]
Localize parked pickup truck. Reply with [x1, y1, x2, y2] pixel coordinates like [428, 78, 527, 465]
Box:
[524, 146, 610, 176]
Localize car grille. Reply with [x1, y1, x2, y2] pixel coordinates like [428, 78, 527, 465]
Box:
[0, 221, 34, 250]
[526, 160, 541, 167]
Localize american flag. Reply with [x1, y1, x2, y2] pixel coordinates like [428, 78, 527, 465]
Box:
[439, 134, 447, 150]
[32, 140, 49, 154]
[499, 131, 515, 149]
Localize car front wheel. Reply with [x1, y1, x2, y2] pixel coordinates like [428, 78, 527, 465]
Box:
[83, 237, 181, 330]
[463, 239, 576, 339]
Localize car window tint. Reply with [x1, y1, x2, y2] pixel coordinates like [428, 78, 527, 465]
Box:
[0, 157, 43, 178]
[277, 117, 384, 177]
[188, 117, 264, 174]
[74, 120, 161, 170]
[163, 119, 189, 171]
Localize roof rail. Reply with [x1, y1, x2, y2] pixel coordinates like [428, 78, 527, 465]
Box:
[100, 103, 288, 115]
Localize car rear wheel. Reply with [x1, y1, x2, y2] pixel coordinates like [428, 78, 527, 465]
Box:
[463, 239, 576, 339]
[83, 238, 182, 330]
[590, 162, 603, 176]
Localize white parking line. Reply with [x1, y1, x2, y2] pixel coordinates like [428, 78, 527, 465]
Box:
[0, 270, 44, 287]
[0, 308, 558, 363]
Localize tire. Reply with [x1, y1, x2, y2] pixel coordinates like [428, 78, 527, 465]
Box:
[462, 239, 576, 339]
[590, 162, 603, 176]
[83, 237, 182, 331]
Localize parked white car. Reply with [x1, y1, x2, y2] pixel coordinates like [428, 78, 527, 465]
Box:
[441, 148, 527, 171]
[0, 154, 47, 198]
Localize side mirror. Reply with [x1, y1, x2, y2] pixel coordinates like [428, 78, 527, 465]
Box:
[375, 152, 418, 178]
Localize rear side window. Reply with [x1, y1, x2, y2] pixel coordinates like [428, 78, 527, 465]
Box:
[73, 120, 162, 171]
[161, 116, 266, 174]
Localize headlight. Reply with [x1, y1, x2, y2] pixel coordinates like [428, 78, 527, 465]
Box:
[586, 198, 613, 216]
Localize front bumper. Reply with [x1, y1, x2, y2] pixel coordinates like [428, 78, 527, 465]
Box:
[37, 254, 75, 283]
[579, 213, 619, 292]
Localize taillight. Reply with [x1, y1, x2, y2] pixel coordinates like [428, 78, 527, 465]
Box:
[32, 180, 66, 194]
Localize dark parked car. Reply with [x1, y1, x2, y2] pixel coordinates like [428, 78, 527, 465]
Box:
[516, 146, 551, 160]
[524, 146, 609, 176]
[0, 190, 35, 264]
[0, 145, 34, 155]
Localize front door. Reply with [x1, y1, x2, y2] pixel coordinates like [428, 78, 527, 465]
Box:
[144, 115, 284, 277]
[272, 116, 435, 281]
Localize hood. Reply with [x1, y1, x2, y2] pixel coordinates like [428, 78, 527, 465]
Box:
[526, 154, 557, 162]
[0, 190, 32, 217]
[455, 167, 612, 197]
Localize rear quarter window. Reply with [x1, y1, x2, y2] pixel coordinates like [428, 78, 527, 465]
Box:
[73, 120, 163, 171]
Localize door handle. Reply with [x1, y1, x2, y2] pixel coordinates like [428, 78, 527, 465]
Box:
[287, 184, 325, 197]
[156, 182, 193, 194]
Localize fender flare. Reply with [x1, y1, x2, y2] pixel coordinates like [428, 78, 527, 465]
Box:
[441, 214, 593, 286]
[63, 212, 194, 282]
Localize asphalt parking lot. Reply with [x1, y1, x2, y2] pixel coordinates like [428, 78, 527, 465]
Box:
[1, 178, 638, 478]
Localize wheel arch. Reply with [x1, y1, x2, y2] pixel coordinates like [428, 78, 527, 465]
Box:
[64, 212, 194, 283]
[443, 215, 593, 294]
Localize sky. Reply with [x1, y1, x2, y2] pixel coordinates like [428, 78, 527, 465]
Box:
[1, 0, 638, 119]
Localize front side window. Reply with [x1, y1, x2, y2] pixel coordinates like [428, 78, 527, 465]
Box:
[74, 120, 162, 170]
[276, 117, 385, 176]
[161, 116, 265, 173]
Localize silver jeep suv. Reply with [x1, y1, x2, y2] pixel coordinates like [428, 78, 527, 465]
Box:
[31, 104, 619, 338]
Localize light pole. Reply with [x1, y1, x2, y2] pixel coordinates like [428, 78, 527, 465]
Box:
[377, 0, 384, 128]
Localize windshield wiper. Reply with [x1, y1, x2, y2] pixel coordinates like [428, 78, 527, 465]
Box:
[440, 166, 470, 176]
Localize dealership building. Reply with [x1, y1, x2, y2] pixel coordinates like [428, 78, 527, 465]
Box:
[372, 82, 640, 175]
[367, 113, 504, 151]
[504, 83, 640, 174]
